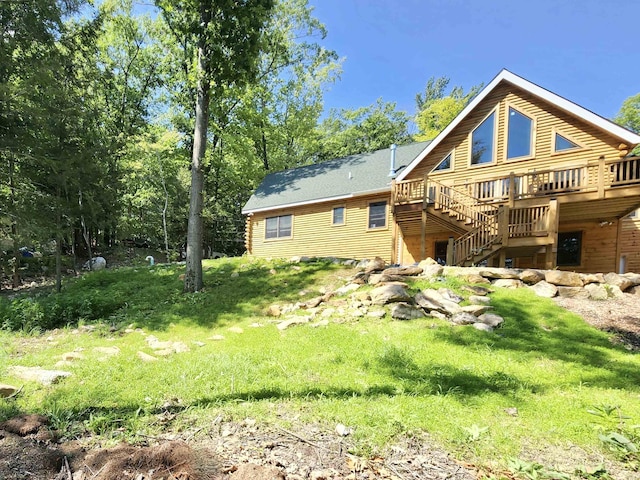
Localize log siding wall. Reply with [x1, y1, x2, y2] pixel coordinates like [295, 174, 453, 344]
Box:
[247, 194, 394, 262]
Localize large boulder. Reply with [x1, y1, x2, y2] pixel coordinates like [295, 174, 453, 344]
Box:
[469, 295, 491, 305]
[370, 284, 411, 305]
[519, 269, 545, 284]
[415, 289, 462, 315]
[580, 273, 605, 285]
[477, 313, 504, 327]
[364, 256, 386, 273]
[450, 312, 478, 325]
[556, 286, 590, 299]
[8, 366, 71, 386]
[82, 256, 106, 271]
[545, 270, 582, 287]
[604, 272, 634, 292]
[492, 279, 523, 289]
[622, 272, 640, 286]
[529, 280, 558, 298]
[584, 283, 608, 300]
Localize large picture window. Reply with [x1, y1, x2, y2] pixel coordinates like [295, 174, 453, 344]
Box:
[368, 201, 387, 229]
[506, 107, 533, 159]
[471, 111, 495, 165]
[557, 231, 582, 266]
[265, 214, 292, 239]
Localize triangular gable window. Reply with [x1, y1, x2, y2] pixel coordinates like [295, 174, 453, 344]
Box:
[432, 152, 452, 172]
[555, 133, 580, 152]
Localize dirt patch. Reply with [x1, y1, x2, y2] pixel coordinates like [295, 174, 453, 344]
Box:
[554, 293, 640, 350]
[0, 417, 477, 480]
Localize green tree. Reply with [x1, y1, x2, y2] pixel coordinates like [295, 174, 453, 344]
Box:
[157, 0, 274, 292]
[615, 93, 640, 155]
[415, 76, 482, 141]
[316, 99, 412, 162]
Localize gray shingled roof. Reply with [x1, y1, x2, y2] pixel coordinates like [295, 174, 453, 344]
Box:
[242, 141, 431, 214]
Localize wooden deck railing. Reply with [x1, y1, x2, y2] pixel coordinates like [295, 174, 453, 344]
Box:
[393, 156, 640, 205]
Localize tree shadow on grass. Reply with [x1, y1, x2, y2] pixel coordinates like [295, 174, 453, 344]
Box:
[433, 291, 640, 391]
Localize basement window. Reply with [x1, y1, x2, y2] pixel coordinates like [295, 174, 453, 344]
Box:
[265, 214, 292, 239]
[368, 201, 387, 229]
[557, 231, 582, 266]
[471, 111, 496, 165]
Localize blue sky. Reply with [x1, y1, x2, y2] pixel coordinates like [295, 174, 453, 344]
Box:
[310, 0, 639, 126]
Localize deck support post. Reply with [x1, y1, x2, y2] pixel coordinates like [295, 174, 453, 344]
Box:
[545, 198, 559, 269]
[420, 175, 428, 260]
[446, 236, 454, 266]
[508, 172, 516, 208]
[597, 156, 605, 199]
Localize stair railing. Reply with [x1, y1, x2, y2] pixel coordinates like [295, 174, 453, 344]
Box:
[427, 178, 494, 228]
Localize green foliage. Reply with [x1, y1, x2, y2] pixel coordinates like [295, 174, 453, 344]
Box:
[507, 458, 570, 480]
[588, 404, 640, 469]
[414, 76, 482, 141]
[615, 92, 640, 154]
[316, 99, 413, 162]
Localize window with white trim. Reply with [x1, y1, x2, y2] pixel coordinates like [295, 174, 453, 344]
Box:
[332, 206, 345, 225]
[368, 201, 387, 229]
[554, 133, 580, 152]
[471, 111, 495, 165]
[432, 152, 452, 172]
[507, 107, 533, 159]
[265, 214, 292, 239]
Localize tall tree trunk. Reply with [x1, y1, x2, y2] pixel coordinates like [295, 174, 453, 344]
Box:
[56, 186, 62, 292]
[9, 154, 20, 288]
[184, 7, 211, 293]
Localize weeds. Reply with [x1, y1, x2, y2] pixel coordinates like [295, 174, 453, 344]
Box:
[588, 404, 639, 469]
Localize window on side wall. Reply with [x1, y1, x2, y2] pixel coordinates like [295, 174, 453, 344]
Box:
[265, 214, 292, 239]
[332, 206, 345, 225]
[557, 231, 582, 266]
[554, 133, 580, 152]
[471, 111, 495, 165]
[368, 201, 387, 229]
[506, 107, 533, 159]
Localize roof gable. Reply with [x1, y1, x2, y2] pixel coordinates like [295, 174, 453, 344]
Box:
[396, 70, 640, 181]
[242, 142, 430, 214]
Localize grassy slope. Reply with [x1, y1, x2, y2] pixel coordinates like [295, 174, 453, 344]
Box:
[1, 257, 639, 472]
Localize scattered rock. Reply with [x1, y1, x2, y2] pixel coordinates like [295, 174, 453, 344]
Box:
[464, 273, 491, 284]
[479, 267, 521, 279]
[391, 303, 426, 320]
[310, 320, 330, 328]
[415, 289, 462, 315]
[336, 283, 361, 295]
[209, 335, 225, 341]
[461, 305, 493, 316]
[580, 273, 605, 285]
[472, 323, 493, 332]
[545, 270, 582, 287]
[231, 463, 285, 480]
[529, 280, 558, 298]
[383, 266, 423, 276]
[335, 423, 353, 436]
[492, 279, 523, 289]
[462, 285, 492, 296]
[229, 327, 244, 334]
[504, 407, 519, 416]
[94, 346, 120, 356]
[469, 295, 491, 305]
[266, 305, 282, 317]
[137, 351, 158, 362]
[61, 351, 83, 361]
[477, 313, 504, 327]
[0, 384, 18, 398]
[364, 256, 386, 273]
[367, 310, 386, 318]
[8, 366, 71, 386]
[437, 288, 464, 303]
[450, 312, 478, 325]
[370, 284, 411, 305]
[277, 316, 312, 331]
[607, 285, 624, 298]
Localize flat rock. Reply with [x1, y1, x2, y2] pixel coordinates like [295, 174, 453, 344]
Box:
[209, 335, 225, 341]
[622, 272, 640, 286]
[545, 270, 583, 287]
[367, 309, 386, 318]
[137, 351, 158, 362]
[519, 269, 545, 284]
[438, 288, 464, 303]
[462, 285, 492, 296]
[336, 283, 361, 295]
[556, 286, 590, 299]
[529, 280, 558, 298]
[479, 267, 521, 279]
[463, 273, 491, 284]
[461, 305, 493, 316]
[477, 313, 504, 327]
[391, 303, 426, 320]
[370, 284, 411, 305]
[228, 326, 244, 333]
[277, 316, 311, 330]
[492, 279, 523, 289]
[367, 273, 383, 285]
[450, 312, 478, 325]
[604, 272, 634, 292]
[8, 366, 72, 386]
[469, 295, 491, 305]
[383, 266, 423, 276]
[584, 283, 608, 300]
[93, 346, 120, 356]
[415, 289, 462, 315]
[0, 384, 18, 398]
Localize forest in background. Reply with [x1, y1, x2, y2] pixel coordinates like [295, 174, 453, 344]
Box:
[2, 0, 638, 291]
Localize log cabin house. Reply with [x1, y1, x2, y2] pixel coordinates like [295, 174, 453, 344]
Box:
[243, 70, 640, 273]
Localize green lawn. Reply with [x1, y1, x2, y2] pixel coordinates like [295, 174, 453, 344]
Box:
[1, 257, 639, 477]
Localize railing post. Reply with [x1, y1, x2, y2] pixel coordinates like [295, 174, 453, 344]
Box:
[508, 172, 515, 207]
[391, 179, 396, 212]
[499, 205, 509, 247]
[545, 198, 559, 269]
[446, 236, 454, 266]
[597, 156, 605, 198]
